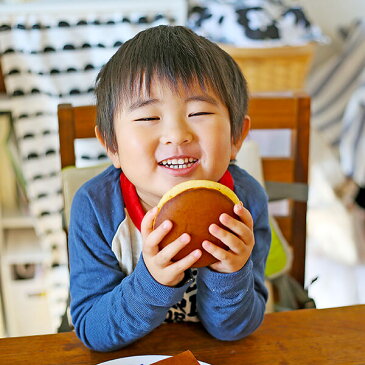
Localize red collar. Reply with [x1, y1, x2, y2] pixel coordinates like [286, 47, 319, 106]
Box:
[119, 170, 234, 231]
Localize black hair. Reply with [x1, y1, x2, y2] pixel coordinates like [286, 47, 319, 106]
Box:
[95, 25, 248, 152]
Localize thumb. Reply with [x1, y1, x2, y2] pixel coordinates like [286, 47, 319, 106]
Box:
[140, 206, 158, 238]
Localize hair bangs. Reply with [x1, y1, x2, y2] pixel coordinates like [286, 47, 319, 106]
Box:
[116, 42, 219, 110]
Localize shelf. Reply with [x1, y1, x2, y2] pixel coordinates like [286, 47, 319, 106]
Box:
[1, 207, 35, 229]
[4, 228, 46, 263]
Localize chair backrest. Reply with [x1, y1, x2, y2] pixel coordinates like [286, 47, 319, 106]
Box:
[57, 92, 310, 285]
[58, 105, 97, 168]
[248, 93, 310, 286]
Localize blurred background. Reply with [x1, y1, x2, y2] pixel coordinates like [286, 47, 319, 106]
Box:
[0, 0, 364, 337]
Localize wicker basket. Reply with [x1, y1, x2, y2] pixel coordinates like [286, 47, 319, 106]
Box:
[219, 43, 315, 93]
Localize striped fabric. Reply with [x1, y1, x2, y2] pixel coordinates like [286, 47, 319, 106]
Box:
[307, 20, 365, 186]
[339, 83, 365, 186]
[0, 10, 179, 331]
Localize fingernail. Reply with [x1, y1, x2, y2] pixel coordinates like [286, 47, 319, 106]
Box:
[163, 220, 171, 229]
[180, 233, 190, 243]
[193, 249, 201, 257]
[219, 213, 228, 223]
[235, 202, 243, 213]
[202, 241, 211, 249]
[209, 223, 218, 233]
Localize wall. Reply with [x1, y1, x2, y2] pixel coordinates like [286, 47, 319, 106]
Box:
[293, 0, 365, 64]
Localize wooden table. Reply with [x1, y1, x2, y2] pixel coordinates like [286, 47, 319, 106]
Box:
[1, 305, 364, 365]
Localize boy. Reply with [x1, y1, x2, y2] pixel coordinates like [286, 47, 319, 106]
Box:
[68, 25, 270, 352]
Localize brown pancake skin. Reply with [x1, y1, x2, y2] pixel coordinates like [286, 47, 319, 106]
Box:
[154, 187, 238, 267]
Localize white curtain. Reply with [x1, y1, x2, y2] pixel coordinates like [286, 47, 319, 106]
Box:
[0, 8, 180, 331]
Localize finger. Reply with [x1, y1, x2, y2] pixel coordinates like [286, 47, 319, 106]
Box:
[155, 233, 191, 267]
[202, 240, 232, 262]
[209, 223, 246, 253]
[234, 202, 253, 229]
[143, 219, 173, 256]
[141, 206, 158, 238]
[169, 249, 202, 273]
[218, 213, 252, 241]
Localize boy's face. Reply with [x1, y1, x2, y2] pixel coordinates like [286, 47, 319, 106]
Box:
[101, 80, 247, 210]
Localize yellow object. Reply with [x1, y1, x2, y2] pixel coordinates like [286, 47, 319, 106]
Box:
[219, 43, 315, 92]
[265, 217, 293, 279]
[157, 180, 240, 210]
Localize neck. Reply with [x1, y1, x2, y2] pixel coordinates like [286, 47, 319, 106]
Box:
[135, 188, 159, 213]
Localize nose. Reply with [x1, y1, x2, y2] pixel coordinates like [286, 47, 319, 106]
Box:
[160, 120, 193, 145]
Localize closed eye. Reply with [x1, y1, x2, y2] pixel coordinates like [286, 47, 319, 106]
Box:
[188, 112, 213, 117]
[134, 117, 160, 121]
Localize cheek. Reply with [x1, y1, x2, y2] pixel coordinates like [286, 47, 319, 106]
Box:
[207, 125, 232, 155]
[117, 128, 157, 166]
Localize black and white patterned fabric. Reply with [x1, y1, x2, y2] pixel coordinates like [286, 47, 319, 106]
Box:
[165, 269, 199, 323]
[307, 20, 365, 186]
[0, 10, 178, 331]
[187, 0, 327, 47]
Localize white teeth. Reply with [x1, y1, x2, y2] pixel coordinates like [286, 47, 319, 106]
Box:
[159, 157, 198, 169]
[159, 157, 197, 169]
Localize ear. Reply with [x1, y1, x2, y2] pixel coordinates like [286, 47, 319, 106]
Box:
[230, 116, 251, 160]
[95, 126, 121, 168]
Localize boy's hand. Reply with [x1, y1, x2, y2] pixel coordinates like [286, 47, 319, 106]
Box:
[202, 202, 255, 273]
[141, 207, 202, 287]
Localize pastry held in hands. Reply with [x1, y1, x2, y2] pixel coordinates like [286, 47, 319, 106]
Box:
[153, 180, 240, 267]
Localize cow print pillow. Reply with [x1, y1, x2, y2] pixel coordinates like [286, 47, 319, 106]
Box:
[188, 0, 326, 47]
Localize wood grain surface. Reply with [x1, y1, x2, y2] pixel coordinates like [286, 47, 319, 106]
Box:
[1, 305, 364, 365]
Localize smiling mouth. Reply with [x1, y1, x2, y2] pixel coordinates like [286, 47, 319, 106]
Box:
[158, 157, 198, 169]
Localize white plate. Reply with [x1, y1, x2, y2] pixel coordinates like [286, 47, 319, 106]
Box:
[98, 354, 210, 365]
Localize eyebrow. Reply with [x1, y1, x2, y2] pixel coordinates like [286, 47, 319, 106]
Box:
[186, 95, 218, 105]
[128, 94, 218, 112]
[128, 98, 159, 112]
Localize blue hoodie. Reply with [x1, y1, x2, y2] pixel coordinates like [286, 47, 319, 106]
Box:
[68, 164, 270, 351]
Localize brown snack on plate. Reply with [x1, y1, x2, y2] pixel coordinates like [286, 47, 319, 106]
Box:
[151, 350, 200, 364]
[153, 180, 240, 267]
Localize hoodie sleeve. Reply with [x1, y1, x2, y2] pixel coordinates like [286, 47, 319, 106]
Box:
[68, 179, 191, 352]
[196, 167, 271, 340]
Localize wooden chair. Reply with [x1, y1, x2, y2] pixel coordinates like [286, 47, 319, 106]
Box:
[57, 92, 310, 286]
[0, 62, 6, 94]
[248, 93, 310, 286]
